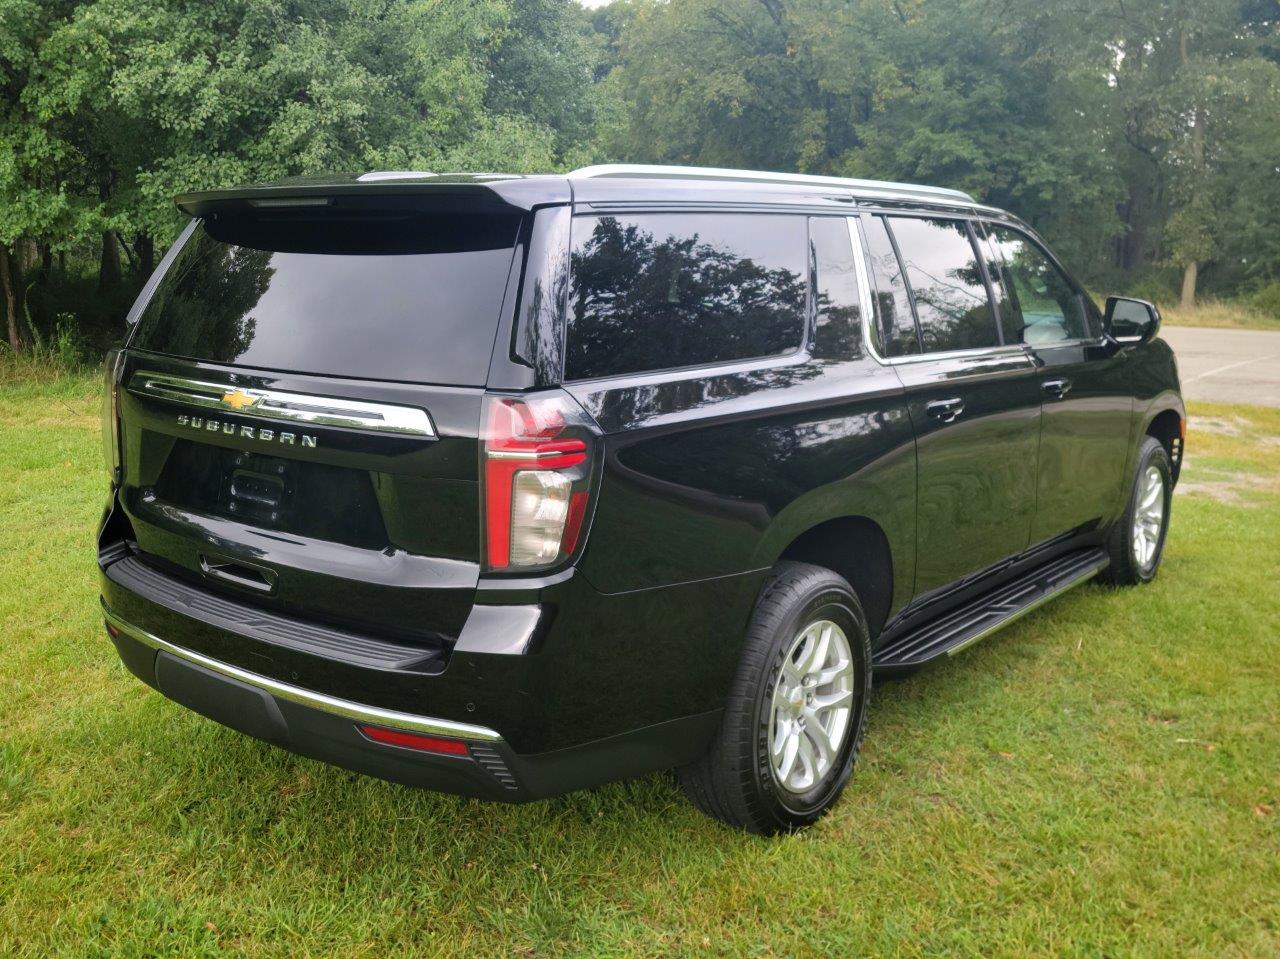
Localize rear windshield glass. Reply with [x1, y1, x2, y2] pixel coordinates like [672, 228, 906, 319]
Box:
[131, 210, 521, 385]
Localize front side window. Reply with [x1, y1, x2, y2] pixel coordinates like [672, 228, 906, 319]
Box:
[566, 214, 807, 380]
[886, 216, 999, 353]
[986, 225, 1090, 345]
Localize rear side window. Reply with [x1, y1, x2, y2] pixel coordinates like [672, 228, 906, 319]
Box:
[566, 214, 807, 380]
[131, 211, 521, 385]
[886, 216, 999, 353]
[809, 217, 864, 359]
[863, 216, 920, 357]
[985, 225, 1091, 345]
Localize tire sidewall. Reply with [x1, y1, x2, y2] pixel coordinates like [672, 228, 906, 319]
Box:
[750, 583, 871, 826]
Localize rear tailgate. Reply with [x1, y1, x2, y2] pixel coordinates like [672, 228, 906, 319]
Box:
[108, 192, 536, 646]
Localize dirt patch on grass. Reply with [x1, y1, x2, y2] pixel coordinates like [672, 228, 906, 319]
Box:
[1190, 416, 1249, 437]
[1177, 458, 1280, 505]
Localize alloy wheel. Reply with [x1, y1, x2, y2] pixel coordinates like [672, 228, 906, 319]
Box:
[768, 619, 854, 794]
[1132, 464, 1166, 570]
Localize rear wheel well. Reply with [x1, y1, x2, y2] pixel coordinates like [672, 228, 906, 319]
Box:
[778, 517, 893, 640]
[1146, 409, 1183, 483]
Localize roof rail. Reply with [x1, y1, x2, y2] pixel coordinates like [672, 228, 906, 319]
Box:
[568, 164, 975, 203]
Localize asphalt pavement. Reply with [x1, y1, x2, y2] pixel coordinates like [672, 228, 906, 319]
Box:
[1159, 325, 1280, 408]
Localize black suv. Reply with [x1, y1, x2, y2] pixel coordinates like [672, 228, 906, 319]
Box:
[98, 165, 1184, 834]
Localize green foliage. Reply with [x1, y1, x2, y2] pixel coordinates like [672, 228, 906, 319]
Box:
[602, 0, 1280, 298]
[2, 0, 1279, 352]
[1249, 281, 1280, 320]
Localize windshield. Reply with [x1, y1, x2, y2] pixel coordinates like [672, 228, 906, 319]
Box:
[131, 209, 521, 385]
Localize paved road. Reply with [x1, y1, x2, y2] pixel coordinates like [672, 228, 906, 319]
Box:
[1159, 326, 1280, 408]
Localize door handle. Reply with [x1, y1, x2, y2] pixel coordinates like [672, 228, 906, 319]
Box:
[1042, 378, 1072, 399]
[926, 397, 965, 423]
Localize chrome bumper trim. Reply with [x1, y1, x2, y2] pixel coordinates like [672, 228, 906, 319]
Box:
[101, 601, 502, 743]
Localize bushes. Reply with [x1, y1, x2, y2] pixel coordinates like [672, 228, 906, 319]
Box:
[1247, 282, 1280, 320]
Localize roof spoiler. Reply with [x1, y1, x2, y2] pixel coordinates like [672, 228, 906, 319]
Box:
[175, 174, 572, 218]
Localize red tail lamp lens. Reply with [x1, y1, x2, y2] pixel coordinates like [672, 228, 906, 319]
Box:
[358, 725, 471, 756]
[483, 395, 593, 571]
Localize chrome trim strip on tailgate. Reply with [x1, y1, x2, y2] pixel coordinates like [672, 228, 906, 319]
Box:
[102, 601, 501, 742]
[129, 371, 437, 438]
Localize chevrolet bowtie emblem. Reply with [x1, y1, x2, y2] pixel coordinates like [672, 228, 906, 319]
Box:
[221, 388, 262, 412]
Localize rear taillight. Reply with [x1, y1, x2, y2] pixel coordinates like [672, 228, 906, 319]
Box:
[101, 350, 124, 483]
[482, 392, 595, 572]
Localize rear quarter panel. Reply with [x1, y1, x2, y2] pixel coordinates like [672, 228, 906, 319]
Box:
[565, 353, 916, 615]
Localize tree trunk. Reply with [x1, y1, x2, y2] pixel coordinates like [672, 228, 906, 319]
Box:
[137, 233, 155, 277]
[98, 230, 122, 292]
[1180, 260, 1198, 310]
[0, 244, 24, 352]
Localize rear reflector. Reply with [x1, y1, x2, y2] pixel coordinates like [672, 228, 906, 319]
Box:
[357, 724, 471, 756]
[105, 621, 120, 639]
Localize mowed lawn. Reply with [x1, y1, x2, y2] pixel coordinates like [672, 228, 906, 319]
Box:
[1, 365, 1277, 958]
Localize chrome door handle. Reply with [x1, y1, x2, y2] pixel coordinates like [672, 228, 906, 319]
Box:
[926, 397, 965, 423]
[1042, 378, 1072, 399]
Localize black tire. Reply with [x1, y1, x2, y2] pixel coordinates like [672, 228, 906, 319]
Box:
[678, 561, 872, 835]
[1100, 436, 1173, 586]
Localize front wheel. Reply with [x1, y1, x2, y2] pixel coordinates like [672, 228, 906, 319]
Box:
[678, 562, 871, 834]
[1101, 436, 1173, 586]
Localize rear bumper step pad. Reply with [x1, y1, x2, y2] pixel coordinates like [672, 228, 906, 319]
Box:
[104, 554, 444, 672]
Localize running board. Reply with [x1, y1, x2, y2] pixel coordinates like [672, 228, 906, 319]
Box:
[873, 548, 1109, 673]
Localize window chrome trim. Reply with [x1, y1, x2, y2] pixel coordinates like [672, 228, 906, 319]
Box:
[102, 601, 502, 742]
[129, 371, 437, 438]
[847, 216, 1036, 368]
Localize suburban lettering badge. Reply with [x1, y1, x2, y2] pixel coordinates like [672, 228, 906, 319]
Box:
[176, 414, 317, 448]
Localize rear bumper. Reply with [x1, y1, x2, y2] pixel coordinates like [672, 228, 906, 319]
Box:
[104, 601, 724, 801]
[99, 551, 763, 800]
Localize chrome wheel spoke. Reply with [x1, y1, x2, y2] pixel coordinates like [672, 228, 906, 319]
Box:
[811, 688, 852, 712]
[775, 729, 800, 783]
[814, 658, 850, 687]
[795, 730, 819, 787]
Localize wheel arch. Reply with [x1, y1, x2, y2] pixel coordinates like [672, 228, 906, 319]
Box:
[775, 516, 896, 641]
[1144, 404, 1184, 485]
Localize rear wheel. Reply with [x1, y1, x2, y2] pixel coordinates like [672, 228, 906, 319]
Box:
[678, 562, 871, 834]
[1101, 436, 1173, 586]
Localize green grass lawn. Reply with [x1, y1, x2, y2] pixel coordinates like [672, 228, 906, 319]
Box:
[2, 367, 1278, 957]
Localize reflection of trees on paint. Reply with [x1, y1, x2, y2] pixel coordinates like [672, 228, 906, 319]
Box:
[568, 216, 806, 379]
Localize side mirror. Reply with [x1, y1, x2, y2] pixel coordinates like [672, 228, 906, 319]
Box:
[1104, 295, 1161, 347]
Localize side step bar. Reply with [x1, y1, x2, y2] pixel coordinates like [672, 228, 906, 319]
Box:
[873, 548, 1109, 674]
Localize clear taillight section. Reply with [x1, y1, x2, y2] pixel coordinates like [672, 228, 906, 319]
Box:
[101, 349, 124, 483]
[482, 392, 595, 572]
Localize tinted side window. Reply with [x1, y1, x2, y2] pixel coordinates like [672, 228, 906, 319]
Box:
[566, 214, 807, 380]
[862, 215, 919, 357]
[887, 216, 999, 353]
[809, 217, 863, 359]
[986, 226, 1090, 345]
